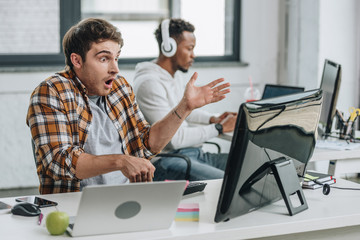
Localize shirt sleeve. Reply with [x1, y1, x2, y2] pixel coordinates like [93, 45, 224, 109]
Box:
[187, 109, 213, 124]
[26, 81, 82, 182]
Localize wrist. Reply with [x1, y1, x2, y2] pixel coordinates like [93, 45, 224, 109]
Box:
[215, 123, 223, 134]
[176, 99, 192, 118]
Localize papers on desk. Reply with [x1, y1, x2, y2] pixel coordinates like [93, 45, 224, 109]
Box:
[175, 203, 199, 222]
[302, 171, 336, 189]
[316, 139, 360, 151]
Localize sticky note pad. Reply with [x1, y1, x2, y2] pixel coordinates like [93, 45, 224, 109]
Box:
[175, 203, 199, 222]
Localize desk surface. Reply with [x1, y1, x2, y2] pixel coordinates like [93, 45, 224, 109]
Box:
[1, 179, 360, 240]
[312, 146, 360, 161]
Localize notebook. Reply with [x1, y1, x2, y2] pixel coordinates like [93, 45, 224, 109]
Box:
[261, 84, 304, 99]
[67, 181, 186, 237]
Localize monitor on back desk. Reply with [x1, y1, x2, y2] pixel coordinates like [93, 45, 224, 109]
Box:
[318, 59, 342, 138]
[261, 84, 304, 100]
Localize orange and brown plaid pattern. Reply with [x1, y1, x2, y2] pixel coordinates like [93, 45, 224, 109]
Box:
[26, 69, 154, 194]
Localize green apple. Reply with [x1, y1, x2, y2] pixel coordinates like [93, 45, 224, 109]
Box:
[46, 211, 69, 235]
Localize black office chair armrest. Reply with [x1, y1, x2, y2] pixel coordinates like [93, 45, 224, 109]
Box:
[31, 139, 37, 164]
[204, 141, 221, 153]
[155, 153, 192, 180]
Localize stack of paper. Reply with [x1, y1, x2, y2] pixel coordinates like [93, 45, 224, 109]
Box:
[175, 203, 199, 222]
[302, 171, 336, 189]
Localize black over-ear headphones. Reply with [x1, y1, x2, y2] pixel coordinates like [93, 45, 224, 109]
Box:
[161, 19, 177, 57]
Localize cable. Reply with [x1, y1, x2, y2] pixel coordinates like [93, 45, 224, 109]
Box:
[300, 175, 360, 195]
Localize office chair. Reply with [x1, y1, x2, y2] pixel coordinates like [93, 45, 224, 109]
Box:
[31, 139, 37, 164]
[154, 141, 221, 180]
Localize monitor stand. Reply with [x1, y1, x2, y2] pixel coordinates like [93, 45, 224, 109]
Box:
[271, 159, 308, 216]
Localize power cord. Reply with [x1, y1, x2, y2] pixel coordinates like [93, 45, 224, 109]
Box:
[300, 175, 360, 195]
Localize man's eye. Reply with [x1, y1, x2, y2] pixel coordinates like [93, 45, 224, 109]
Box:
[100, 57, 107, 62]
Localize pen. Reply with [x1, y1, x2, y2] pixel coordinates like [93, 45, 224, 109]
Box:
[38, 213, 43, 225]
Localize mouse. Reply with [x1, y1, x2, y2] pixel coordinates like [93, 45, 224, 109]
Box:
[322, 183, 331, 196]
[11, 202, 41, 217]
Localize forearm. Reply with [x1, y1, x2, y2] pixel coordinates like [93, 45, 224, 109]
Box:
[148, 99, 192, 152]
[75, 153, 121, 179]
[169, 124, 218, 149]
[75, 152, 155, 182]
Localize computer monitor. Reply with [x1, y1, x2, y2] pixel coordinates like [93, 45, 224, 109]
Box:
[319, 59, 342, 137]
[214, 89, 323, 223]
[261, 84, 305, 99]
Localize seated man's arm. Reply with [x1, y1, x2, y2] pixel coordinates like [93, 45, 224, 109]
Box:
[147, 72, 230, 152]
[76, 153, 155, 182]
[135, 76, 221, 149]
[27, 82, 82, 182]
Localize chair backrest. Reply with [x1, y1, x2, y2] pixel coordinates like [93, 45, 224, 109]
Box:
[31, 140, 37, 164]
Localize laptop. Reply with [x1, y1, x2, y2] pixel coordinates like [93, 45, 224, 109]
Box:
[261, 84, 304, 99]
[67, 181, 186, 237]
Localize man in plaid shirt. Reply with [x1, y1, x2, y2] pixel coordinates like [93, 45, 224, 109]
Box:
[26, 18, 230, 194]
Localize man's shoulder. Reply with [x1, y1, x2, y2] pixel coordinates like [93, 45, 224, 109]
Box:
[133, 61, 165, 82]
[32, 70, 80, 99]
[38, 70, 75, 88]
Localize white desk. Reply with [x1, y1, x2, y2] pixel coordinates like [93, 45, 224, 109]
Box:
[311, 146, 360, 177]
[1, 179, 360, 239]
[220, 132, 360, 177]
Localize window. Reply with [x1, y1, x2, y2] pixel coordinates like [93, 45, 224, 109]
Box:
[0, 0, 240, 68]
[82, 0, 241, 63]
[0, 0, 80, 67]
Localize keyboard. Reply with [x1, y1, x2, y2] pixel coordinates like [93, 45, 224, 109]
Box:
[183, 181, 207, 195]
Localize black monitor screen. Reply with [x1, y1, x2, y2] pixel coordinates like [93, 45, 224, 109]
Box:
[214, 89, 323, 223]
[319, 59, 341, 136]
[262, 84, 304, 99]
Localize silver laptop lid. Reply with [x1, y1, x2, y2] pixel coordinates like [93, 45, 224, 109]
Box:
[68, 181, 186, 237]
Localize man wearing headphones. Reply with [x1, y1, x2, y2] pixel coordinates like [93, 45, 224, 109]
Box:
[133, 18, 237, 181]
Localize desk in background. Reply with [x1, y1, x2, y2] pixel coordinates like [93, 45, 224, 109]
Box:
[310, 145, 360, 177]
[1, 179, 360, 239]
[220, 132, 360, 177]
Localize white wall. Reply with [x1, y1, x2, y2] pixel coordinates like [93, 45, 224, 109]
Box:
[278, 0, 360, 113]
[318, 0, 360, 114]
[0, 0, 280, 189]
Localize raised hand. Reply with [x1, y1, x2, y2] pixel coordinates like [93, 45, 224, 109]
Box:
[183, 72, 230, 111]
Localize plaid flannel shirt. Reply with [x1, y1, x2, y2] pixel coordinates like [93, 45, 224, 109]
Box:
[26, 70, 155, 194]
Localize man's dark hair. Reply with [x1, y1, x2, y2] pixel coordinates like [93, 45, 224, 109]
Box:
[63, 18, 124, 69]
[154, 18, 195, 52]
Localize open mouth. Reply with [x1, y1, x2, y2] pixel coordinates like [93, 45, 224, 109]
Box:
[105, 79, 113, 88]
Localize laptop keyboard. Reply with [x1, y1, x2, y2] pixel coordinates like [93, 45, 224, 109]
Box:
[183, 182, 207, 195]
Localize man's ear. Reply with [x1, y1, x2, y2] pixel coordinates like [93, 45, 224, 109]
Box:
[70, 53, 83, 69]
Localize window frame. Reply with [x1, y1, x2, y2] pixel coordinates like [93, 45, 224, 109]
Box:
[0, 0, 242, 68]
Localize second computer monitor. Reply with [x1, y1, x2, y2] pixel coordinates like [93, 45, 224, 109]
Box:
[319, 59, 342, 137]
[261, 84, 304, 99]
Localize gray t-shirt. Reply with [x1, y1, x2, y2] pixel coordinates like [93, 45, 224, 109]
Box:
[80, 95, 128, 189]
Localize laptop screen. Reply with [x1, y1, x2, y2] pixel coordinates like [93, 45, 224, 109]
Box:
[261, 84, 304, 99]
